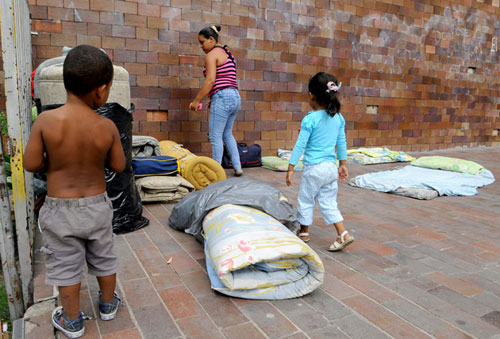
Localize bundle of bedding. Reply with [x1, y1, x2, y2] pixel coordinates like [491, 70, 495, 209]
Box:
[159, 140, 226, 190]
[169, 177, 299, 242]
[262, 156, 304, 172]
[349, 156, 494, 199]
[132, 155, 179, 177]
[203, 204, 324, 299]
[261, 149, 304, 172]
[132, 135, 162, 157]
[265, 149, 340, 172]
[135, 175, 194, 203]
[277, 149, 298, 161]
[347, 147, 414, 165]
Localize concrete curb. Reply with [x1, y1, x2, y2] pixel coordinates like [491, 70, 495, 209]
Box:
[23, 298, 57, 339]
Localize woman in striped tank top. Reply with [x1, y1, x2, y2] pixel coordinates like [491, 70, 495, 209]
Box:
[189, 25, 243, 176]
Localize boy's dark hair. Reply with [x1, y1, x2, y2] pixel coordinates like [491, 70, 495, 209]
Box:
[308, 72, 341, 117]
[63, 45, 113, 95]
[199, 25, 221, 42]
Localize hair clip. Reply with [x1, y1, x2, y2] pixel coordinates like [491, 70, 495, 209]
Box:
[326, 81, 341, 93]
[211, 25, 219, 34]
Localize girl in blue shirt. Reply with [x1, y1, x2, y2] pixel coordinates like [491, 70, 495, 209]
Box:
[286, 72, 354, 251]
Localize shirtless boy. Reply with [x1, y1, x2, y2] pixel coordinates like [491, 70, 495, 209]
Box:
[24, 45, 125, 338]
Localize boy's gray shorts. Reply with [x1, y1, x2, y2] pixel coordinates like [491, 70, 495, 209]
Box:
[39, 192, 118, 286]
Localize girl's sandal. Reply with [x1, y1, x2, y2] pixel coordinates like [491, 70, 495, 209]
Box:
[298, 232, 310, 243]
[327, 231, 354, 251]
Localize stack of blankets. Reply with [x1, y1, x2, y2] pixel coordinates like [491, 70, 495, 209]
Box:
[132, 136, 195, 202]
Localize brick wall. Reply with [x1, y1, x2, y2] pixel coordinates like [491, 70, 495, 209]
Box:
[25, 0, 500, 155]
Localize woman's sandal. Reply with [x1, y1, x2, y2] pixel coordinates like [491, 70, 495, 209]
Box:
[298, 232, 310, 243]
[328, 231, 354, 251]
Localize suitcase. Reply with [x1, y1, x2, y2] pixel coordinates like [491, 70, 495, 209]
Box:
[222, 143, 262, 168]
[132, 156, 179, 177]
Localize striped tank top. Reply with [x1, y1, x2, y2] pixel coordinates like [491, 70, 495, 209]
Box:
[203, 46, 238, 97]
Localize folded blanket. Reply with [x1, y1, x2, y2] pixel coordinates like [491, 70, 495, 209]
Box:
[203, 204, 324, 299]
[262, 156, 303, 172]
[136, 175, 194, 203]
[132, 136, 162, 157]
[132, 156, 179, 177]
[352, 165, 495, 197]
[347, 147, 414, 165]
[159, 140, 226, 190]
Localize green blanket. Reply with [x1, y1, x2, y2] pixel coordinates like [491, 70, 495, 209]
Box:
[411, 156, 483, 175]
[262, 156, 303, 171]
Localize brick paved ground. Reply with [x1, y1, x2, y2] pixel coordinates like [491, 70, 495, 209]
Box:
[27, 146, 500, 338]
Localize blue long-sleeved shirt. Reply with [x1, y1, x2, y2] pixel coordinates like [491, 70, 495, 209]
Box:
[289, 110, 347, 166]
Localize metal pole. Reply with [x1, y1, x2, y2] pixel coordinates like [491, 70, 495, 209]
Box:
[0, 0, 34, 309]
[14, 0, 35, 248]
[0, 137, 24, 320]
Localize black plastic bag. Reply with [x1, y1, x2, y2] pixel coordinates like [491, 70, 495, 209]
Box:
[96, 103, 149, 234]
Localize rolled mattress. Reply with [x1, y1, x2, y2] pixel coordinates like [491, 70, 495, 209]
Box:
[159, 140, 226, 190]
[203, 204, 324, 299]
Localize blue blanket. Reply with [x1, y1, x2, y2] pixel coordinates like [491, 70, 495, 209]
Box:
[354, 165, 495, 196]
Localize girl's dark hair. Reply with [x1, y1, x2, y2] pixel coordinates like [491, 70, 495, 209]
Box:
[308, 72, 341, 117]
[63, 45, 113, 95]
[199, 25, 222, 42]
[198, 25, 235, 62]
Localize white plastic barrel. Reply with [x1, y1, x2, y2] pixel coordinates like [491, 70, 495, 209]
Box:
[38, 64, 131, 110]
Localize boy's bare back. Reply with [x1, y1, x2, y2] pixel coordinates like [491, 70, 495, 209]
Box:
[24, 102, 124, 198]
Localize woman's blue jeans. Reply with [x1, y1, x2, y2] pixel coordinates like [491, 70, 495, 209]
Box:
[209, 88, 242, 170]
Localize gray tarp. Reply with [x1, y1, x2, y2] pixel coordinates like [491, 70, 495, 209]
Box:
[168, 178, 300, 243]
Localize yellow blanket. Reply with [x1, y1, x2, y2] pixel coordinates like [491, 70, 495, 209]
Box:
[159, 140, 226, 190]
[347, 147, 414, 165]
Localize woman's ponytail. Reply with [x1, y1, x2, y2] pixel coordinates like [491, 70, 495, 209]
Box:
[222, 45, 235, 62]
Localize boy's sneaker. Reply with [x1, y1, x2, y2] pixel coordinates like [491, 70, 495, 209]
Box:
[52, 306, 85, 338]
[98, 292, 121, 320]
